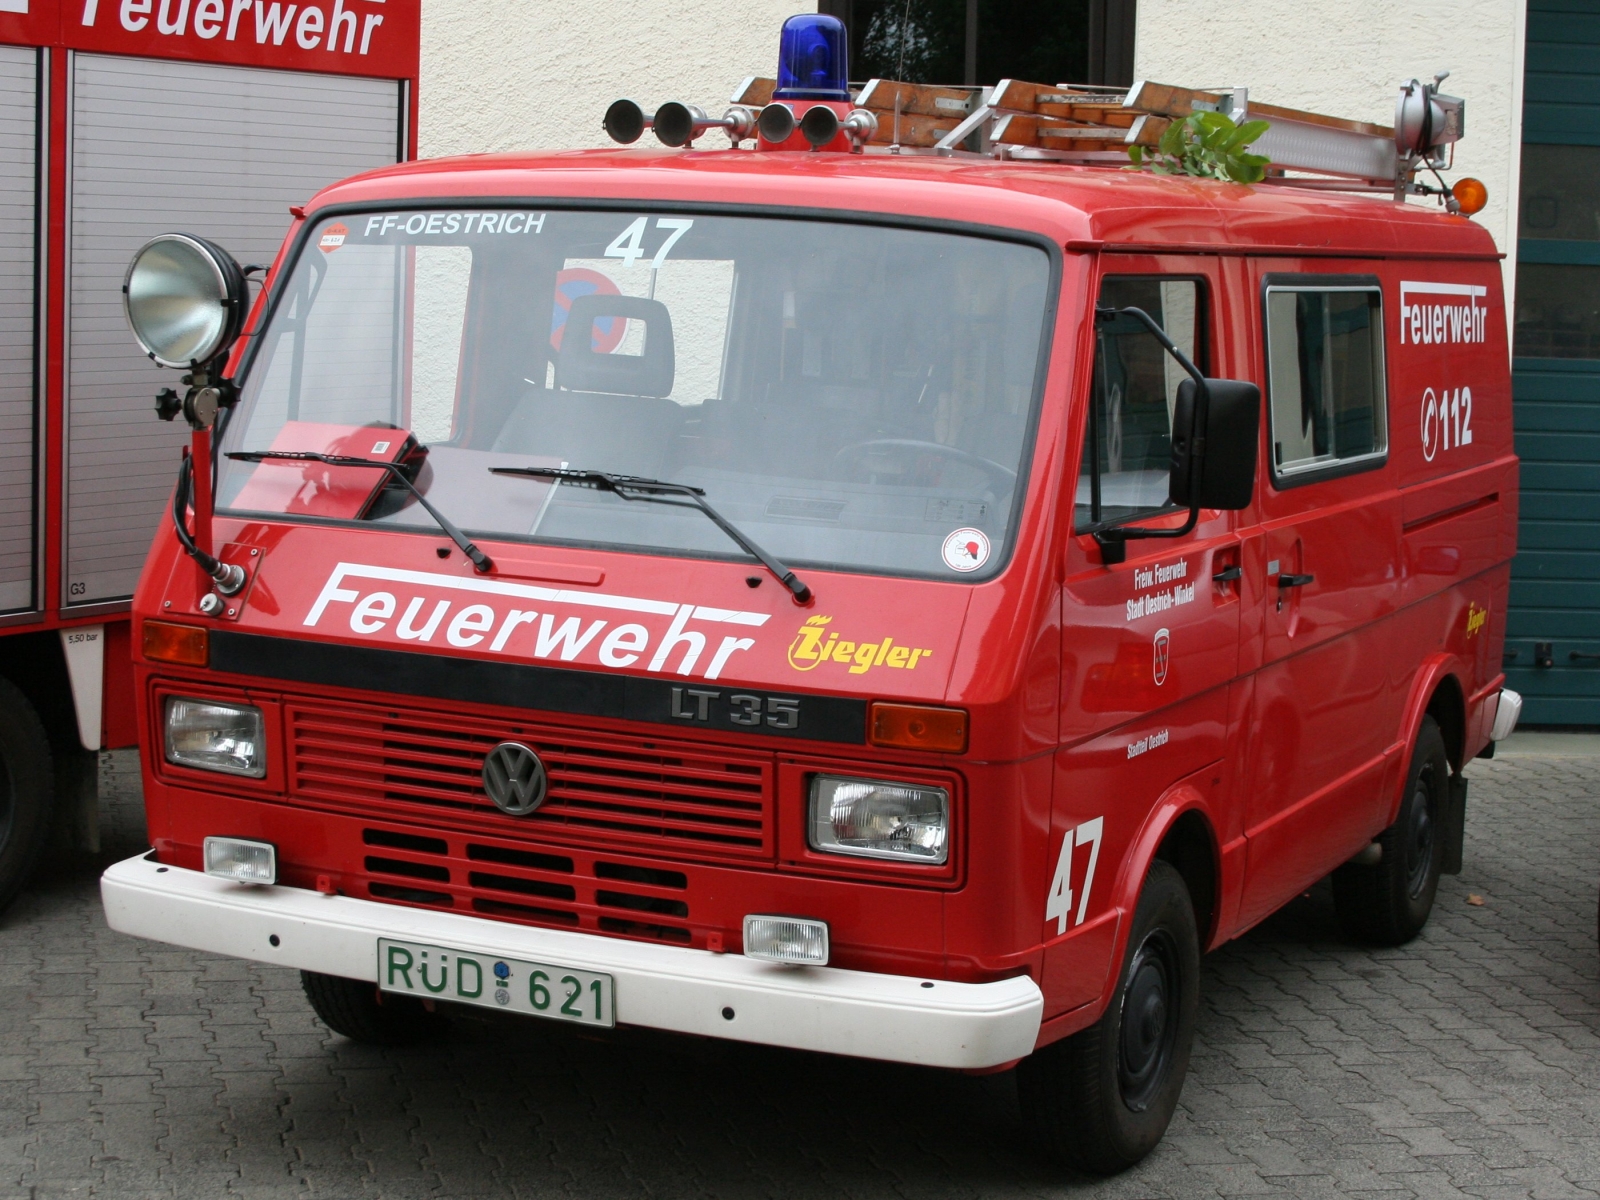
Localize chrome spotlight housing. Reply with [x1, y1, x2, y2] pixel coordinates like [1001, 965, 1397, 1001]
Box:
[123, 233, 246, 368]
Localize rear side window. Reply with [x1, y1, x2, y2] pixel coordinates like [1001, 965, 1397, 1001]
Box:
[1077, 277, 1206, 530]
[1264, 280, 1386, 482]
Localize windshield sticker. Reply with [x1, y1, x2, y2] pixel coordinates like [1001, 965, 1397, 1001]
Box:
[304, 563, 769, 681]
[941, 528, 990, 572]
[318, 223, 348, 253]
[550, 268, 624, 352]
[1126, 558, 1195, 622]
[786, 615, 931, 675]
[359, 213, 548, 239]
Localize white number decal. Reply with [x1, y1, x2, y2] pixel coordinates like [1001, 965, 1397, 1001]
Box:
[1046, 816, 1105, 935]
[604, 216, 649, 267]
[1421, 384, 1475, 463]
[605, 216, 695, 269]
[651, 218, 694, 268]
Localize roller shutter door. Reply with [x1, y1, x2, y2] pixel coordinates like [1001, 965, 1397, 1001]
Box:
[66, 55, 401, 605]
[1506, 0, 1600, 723]
[0, 47, 37, 615]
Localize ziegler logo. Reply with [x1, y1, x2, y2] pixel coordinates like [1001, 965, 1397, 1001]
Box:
[786, 616, 932, 675]
[1466, 603, 1487, 638]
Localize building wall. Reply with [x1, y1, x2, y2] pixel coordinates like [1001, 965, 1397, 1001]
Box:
[1133, 1, 1528, 323]
[419, 1, 808, 159]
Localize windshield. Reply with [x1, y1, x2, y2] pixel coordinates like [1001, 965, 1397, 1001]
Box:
[218, 208, 1053, 580]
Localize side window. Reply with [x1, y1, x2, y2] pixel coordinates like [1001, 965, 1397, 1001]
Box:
[1264, 282, 1386, 481]
[1076, 277, 1205, 531]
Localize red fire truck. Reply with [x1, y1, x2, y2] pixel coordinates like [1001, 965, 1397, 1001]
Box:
[0, 0, 417, 909]
[99, 19, 1521, 1171]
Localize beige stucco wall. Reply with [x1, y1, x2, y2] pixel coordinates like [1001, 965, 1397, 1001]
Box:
[419, 1, 809, 159]
[1134, 1, 1527, 324]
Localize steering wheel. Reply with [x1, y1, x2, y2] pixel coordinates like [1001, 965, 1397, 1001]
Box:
[830, 439, 1017, 493]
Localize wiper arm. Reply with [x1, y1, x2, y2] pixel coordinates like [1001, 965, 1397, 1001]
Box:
[230, 450, 493, 573]
[491, 466, 812, 603]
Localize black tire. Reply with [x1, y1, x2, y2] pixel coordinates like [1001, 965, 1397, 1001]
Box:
[0, 677, 55, 914]
[300, 971, 448, 1046]
[1017, 859, 1200, 1174]
[1333, 715, 1449, 947]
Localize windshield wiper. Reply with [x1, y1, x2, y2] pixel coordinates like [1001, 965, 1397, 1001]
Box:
[229, 450, 493, 573]
[491, 466, 812, 603]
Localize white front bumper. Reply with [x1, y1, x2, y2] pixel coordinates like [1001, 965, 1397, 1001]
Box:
[101, 853, 1043, 1069]
[1490, 687, 1523, 742]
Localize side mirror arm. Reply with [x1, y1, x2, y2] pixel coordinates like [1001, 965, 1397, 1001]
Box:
[1089, 306, 1208, 566]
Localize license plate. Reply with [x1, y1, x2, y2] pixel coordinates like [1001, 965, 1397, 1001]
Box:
[377, 938, 615, 1027]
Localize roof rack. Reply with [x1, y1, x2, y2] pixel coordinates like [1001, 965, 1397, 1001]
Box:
[723, 71, 1465, 201]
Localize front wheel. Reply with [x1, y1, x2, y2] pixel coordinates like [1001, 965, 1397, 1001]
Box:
[301, 971, 448, 1047]
[1333, 714, 1449, 946]
[1017, 859, 1200, 1174]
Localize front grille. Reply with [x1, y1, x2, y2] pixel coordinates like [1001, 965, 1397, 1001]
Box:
[287, 700, 775, 861]
[356, 826, 694, 945]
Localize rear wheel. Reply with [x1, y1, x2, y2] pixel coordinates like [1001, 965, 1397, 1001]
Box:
[301, 971, 448, 1046]
[1017, 860, 1200, 1174]
[1333, 714, 1449, 946]
[0, 677, 55, 914]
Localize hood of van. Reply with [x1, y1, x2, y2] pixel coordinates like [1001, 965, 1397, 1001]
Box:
[151, 519, 975, 745]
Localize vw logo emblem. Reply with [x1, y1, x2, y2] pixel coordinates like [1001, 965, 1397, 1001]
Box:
[1152, 627, 1170, 686]
[482, 742, 548, 815]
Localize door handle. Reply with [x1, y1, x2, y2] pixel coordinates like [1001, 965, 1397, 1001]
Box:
[1277, 573, 1314, 589]
[1212, 565, 1242, 584]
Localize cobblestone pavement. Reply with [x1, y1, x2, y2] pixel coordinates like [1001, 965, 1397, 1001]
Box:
[2, 745, 1597, 1200]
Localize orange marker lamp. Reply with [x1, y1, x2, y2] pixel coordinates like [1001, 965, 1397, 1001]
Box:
[1452, 177, 1488, 216]
[868, 702, 969, 753]
[142, 620, 209, 667]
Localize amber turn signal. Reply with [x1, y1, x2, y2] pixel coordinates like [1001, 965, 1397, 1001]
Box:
[868, 702, 968, 753]
[1452, 177, 1488, 216]
[142, 619, 209, 666]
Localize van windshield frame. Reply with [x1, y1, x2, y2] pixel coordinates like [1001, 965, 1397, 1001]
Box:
[217, 200, 1062, 584]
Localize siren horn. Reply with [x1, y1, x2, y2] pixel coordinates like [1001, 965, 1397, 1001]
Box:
[610, 99, 761, 148]
[798, 104, 878, 150]
[603, 99, 651, 144]
[757, 102, 797, 144]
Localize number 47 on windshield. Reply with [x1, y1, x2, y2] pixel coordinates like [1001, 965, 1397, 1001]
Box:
[605, 217, 695, 268]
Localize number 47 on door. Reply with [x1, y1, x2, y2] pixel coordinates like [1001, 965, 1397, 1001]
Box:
[1045, 817, 1104, 935]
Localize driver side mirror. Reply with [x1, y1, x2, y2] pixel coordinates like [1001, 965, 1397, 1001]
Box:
[1169, 378, 1260, 511]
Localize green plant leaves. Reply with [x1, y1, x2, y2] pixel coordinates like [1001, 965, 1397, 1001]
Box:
[1126, 110, 1272, 184]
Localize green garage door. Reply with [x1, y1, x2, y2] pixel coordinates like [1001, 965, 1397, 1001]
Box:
[1508, 0, 1600, 724]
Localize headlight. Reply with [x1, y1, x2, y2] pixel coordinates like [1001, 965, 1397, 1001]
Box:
[165, 698, 266, 777]
[808, 775, 949, 864]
